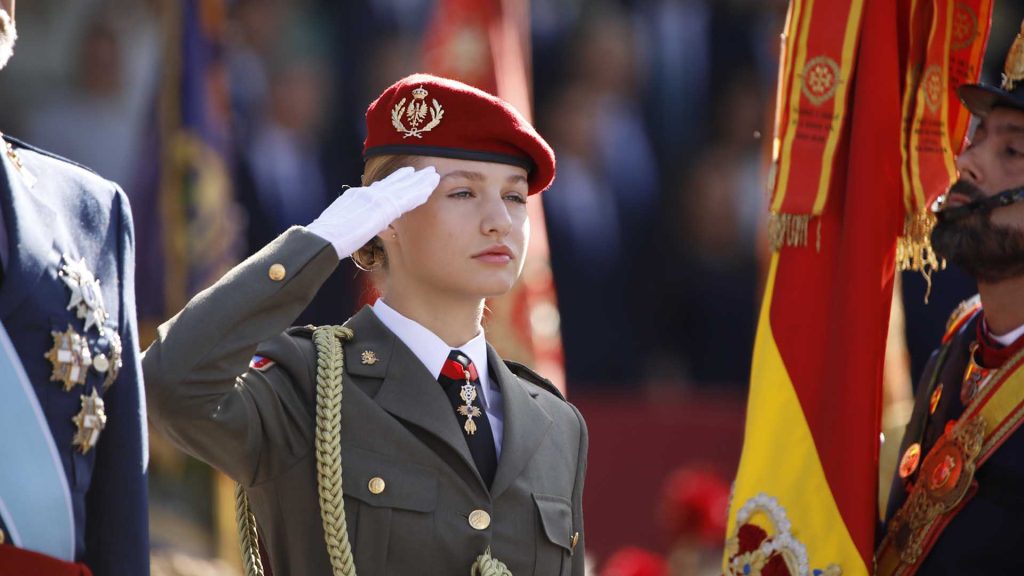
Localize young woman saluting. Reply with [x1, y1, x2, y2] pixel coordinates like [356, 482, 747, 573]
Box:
[144, 74, 587, 576]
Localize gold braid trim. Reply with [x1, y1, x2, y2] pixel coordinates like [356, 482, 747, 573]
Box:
[896, 210, 945, 302]
[313, 325, 358, 576]
[235, 483, 265, 576]
[236, 325, 513, 576]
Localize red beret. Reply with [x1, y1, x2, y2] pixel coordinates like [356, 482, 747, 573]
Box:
[363, 73, 556, 195]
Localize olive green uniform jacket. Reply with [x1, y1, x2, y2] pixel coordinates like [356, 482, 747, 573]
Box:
[143, 227, 588, 576]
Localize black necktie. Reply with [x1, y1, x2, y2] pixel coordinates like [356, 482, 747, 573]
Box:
[438, 350, 498, 487]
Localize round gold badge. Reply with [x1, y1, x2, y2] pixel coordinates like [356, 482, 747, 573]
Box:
[898, 443, 921, 479]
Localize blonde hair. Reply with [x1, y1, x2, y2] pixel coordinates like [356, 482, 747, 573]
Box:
[351, 155, 422, 271]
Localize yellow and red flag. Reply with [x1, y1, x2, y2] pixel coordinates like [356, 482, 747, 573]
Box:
[725, 0, 990, 574]
[423, 0, 565, 391]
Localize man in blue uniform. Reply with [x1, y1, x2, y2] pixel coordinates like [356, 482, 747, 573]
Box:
[877, 22, 1024, 575]
[0, 1, 149, 574]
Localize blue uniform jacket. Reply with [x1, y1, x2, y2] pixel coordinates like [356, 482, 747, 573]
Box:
[0, 135, 149, 574]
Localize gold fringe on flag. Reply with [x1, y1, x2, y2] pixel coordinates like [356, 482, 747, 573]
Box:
[896, 209, 945, 302]
[768, 213, 823, 252]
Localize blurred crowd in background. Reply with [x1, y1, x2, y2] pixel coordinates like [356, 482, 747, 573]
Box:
[0, 0, 788, 389]
[3, 0, 1024, 574]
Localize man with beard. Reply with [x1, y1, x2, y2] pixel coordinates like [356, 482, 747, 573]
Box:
[0, 1, 149, 574]
[876, 23, 1024, 576]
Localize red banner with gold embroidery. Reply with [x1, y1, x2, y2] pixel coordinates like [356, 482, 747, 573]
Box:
[897, 0, 992, 276]
[768, 0, 865, 250]
[948, 0, 993, 157]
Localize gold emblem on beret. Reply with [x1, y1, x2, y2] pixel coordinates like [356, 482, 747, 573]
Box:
[1002, 20, 1024, 91]
[392, 86, 445, 138]
[72, 388, 107, 454]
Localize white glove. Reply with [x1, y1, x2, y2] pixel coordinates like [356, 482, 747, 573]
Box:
[306, 165, 440, 259]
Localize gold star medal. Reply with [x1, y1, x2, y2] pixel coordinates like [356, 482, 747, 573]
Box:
[44, 325, 92, 391]
[72, 389, 107, 454]
[59, 255, 108, 333]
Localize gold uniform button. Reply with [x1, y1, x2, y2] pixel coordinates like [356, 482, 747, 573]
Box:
[468, 509, 491, 530]
[368, 477, 386, 495]
[268, 263, 286, 281]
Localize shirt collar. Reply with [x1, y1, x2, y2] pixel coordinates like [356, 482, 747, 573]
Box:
[370, 298, 492, 406]
[987, 318, 1024, 348]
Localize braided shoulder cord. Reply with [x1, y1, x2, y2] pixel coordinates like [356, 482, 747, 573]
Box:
[233, 325, 357, 576]
[313, 325, 357, 576]
[236, 324, 512, 576]
[235, 483, 264, 576]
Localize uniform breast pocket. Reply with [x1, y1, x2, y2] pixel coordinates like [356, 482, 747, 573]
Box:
[341, 446, 438, 576]
[534, 493, 573, 576]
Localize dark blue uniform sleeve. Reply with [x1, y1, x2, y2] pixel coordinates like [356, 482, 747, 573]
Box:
[82, 185, 150, 575]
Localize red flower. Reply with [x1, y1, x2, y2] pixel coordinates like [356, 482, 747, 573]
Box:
[661, 467, 730, 546]
[601, 547, 668, 576]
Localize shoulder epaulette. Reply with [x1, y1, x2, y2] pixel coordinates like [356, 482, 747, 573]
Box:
[943, 295, 982, 344]
[286, 324, 318, 338]
[3, 133, 101, 176]
[504, 360, 565, 401]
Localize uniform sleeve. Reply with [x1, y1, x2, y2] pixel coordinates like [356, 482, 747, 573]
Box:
[142, 226, 338, 484]
[882, 346, 944, 525]
[569, 403, 588, 576]
[83, 185, 149, 575]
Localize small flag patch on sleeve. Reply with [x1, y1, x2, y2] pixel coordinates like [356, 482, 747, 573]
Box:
[249, 355, 276, 372]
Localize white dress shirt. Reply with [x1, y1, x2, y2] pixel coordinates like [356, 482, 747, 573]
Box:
[371, 298, 505, 457]
[990, 320, 1024, 347]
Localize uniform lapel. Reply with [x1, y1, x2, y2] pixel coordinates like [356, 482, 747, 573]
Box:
[345, 307, 481, 485]
[488, 345, 553, 500]
[0, 147, 54, 320]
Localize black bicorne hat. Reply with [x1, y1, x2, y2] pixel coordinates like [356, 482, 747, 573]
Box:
[959, 20, 1024, 116]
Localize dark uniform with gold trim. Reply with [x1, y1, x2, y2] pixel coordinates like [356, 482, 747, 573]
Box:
[0, 135, 149, 574]
[882, 299, 1024, 574]
[878, 22, 1024, 575]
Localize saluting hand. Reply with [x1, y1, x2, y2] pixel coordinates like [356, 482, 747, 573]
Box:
[306, 166, 440, 259]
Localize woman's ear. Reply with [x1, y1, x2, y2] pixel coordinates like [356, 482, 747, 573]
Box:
[378, 224, 398, 242]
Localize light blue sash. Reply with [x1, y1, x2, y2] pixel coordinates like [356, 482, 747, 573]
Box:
[0, 320, 75, 560]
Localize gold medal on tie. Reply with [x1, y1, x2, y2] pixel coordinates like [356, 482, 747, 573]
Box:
[72, 389, 107, 454]
[45, 325, 92, 391]
[456, 369, 482, 435]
